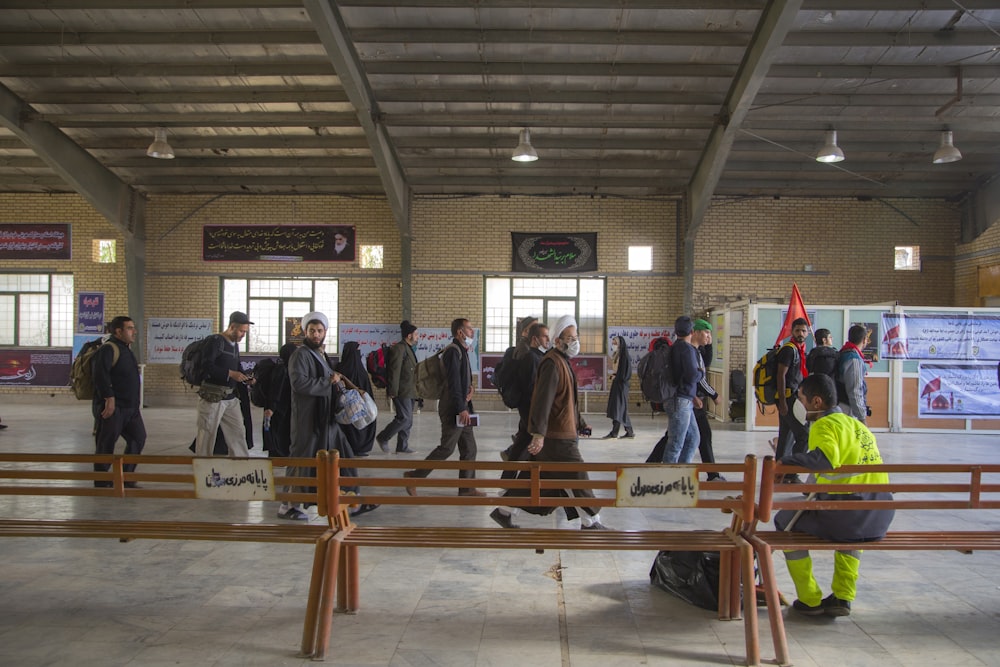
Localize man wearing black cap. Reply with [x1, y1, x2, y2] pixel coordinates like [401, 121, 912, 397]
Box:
[376, 320, 419, 454]
[662, 316, 703, 463]
[194, 311, 254, 457]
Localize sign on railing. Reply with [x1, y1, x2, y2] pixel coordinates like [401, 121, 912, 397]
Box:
[193, 459, 276, 500]
[615, 466, 698, 507]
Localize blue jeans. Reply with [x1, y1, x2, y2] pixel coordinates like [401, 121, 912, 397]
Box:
[663, 396, 700, 463]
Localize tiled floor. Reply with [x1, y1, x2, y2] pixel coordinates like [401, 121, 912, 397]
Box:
[1, 396, 998, 666]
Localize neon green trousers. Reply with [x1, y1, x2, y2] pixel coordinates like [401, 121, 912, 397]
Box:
[783, 549, 861, 605]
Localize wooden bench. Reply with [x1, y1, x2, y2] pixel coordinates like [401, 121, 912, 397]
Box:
[316, 452, 762, 666]
[748, 456, 1000, 667]
[0, 452, 343, 660]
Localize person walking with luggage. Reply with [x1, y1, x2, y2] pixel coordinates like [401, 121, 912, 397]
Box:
[403, 318, 483, 497]
[92, 316, 146, 488]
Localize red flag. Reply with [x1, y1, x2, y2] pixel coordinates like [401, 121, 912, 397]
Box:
[774, 284, 813, 346]
[921, 377, 941, 398]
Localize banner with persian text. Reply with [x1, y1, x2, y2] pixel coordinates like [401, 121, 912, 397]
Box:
[511, 232, 598, 273]
[203, 225, 354, 262]
[0, 223, 71, 260]
[881, 313, 1000, 360]
[917, 362, 1000, 418]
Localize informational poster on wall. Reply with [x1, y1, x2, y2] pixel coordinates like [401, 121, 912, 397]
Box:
[339, 324, 480, 374]
[607, 326, 674, 373]
[0, 223, 71, 260]
[571, 355, 606, 391]
[0, 349, 71, 386]
[77, 292, 105, 334]
[202, 225, 355, 262]
[511, 232, 598, 273]
[146, 318, 214, 363]
[881, 313, 1000, 360]
[918, 362, 1000, 418]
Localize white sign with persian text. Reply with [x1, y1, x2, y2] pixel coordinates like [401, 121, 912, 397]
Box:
[615, 466, 699, 508]
[147, 318, 214, 363]
[193, 458, 276, 500]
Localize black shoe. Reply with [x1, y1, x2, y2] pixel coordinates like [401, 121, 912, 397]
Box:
[781, 474, 803, 484]
[354, 452, 370, 457]
[619, 430, 635, 439]
[821, 594, 851, 617]
[490, 508, 520, 529]
[123, 481, 141, 489]
[600, 431, 619, 440]
[706, 473, 726, 482]
[792, 599, 825, 617]
[93, 481, 113, 489]
[350, 503, 379, 518]
[397, 448, 416, 454]
[377, 438, 390, 453]
[0, 423, 8, 430]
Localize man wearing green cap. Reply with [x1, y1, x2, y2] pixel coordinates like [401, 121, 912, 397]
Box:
[692, 319, 724, 481]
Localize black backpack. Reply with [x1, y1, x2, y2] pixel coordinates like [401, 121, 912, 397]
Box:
[179, 335, 221, 387]
[493, 346, 522, 409]
[249, 357, 277, 408]
[637, 340, 676, 404]
[366, 344, 390, 389]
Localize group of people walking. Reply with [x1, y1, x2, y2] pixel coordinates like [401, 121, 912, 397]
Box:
[90, 309, 888, 619]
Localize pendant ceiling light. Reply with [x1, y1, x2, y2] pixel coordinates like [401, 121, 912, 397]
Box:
[511, 128, 538, 162]
[815, 129, 845, 163]
[146, 127, 175, 159]
[932, 130, 962, 164]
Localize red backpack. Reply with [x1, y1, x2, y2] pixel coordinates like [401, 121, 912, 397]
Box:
[365, 344, 391, 389]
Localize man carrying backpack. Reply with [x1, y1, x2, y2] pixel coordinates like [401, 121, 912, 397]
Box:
[806, 328, 838, 379]
[498, 320, 547, 472]
[92, 316, 145, 488]
[775, 318, 811, 482]
[375, 320, 420, 454]
[837, 325, 871, 424]
[194, 311, 254, 457]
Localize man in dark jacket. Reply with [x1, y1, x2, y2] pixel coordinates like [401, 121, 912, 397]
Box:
[376, 320, 419, 454]
[92, 316, 145, 488]
[806, 328, 838, 379]
[404, 318, 483, 496]
[663, 316, 703, 463]
[498, 318, 543, 466]
[491, 315, 607, 530]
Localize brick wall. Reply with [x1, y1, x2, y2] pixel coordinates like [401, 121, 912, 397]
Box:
[955, 217, 1000, 306]
[0, 191, 981, 407]
[0, 193, 127, 396]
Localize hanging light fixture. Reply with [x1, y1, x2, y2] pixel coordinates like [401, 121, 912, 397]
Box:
[511, 128, 538, 162]
[932, 129, 962, 164]
[146, 128, 175, 159]
[815, 129, 845, 163]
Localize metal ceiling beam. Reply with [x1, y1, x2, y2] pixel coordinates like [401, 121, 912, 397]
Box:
[0, 82, 146, 359]
[0, 83, 143, 235]
[304, 0, 412, 318]
[24, 91, 350, 105]
[685, 0, 803, 313]
[6, 61, 999, 81]
[10, 0, 987, 8]
[6, 28, 994, 48]
[33, 112, 361, 127]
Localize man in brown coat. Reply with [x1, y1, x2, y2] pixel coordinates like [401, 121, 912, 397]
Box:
[490, 314, 609, 530]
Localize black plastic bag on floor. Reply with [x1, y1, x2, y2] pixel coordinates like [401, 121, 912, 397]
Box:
[649, 550, 720, 611]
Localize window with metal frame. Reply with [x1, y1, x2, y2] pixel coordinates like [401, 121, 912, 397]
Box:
[0, 273, 73, 347]
[484, 276, 605, 353]
[222, 278, 338, 354]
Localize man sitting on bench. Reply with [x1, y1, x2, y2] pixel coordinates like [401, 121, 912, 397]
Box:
[774, 373, 894, 618]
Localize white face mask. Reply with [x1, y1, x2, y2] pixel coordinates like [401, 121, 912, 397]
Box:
[564, 340, 581, 358]
[611, 344, 619, 354]
[793, 399, 808, 425]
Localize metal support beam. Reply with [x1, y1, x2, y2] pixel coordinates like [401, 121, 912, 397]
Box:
[683, 0, 803, 314]
[0, 82, 147, 357]
[304, 0, 412, 315]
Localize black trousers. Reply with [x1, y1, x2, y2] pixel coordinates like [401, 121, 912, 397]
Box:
[94, 404, 146, 473]
[776, 395, 809, 460]
[501, 404, 533, 481]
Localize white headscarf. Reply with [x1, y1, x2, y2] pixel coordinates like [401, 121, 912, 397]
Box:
[551, 314, 578, 341]
[302, 311, 329, 330]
